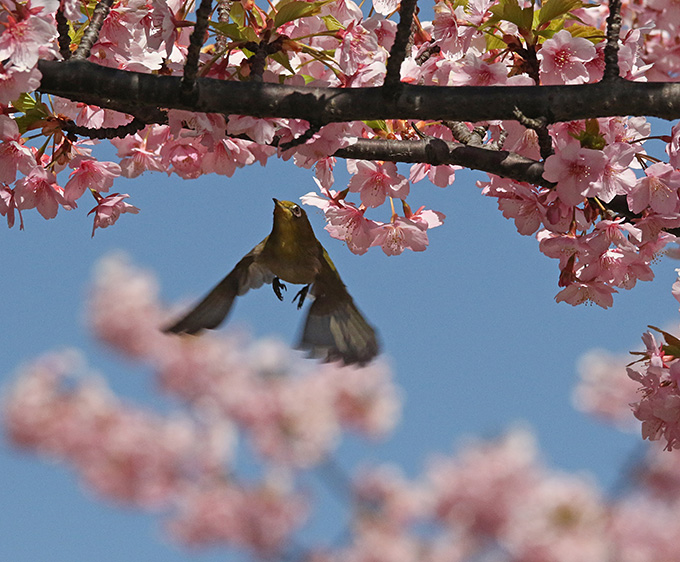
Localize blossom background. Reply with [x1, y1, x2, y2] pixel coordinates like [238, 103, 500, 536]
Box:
[2, 130, 680, 561]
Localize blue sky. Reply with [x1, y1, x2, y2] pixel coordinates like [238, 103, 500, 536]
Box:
[2, 127, 679, 561]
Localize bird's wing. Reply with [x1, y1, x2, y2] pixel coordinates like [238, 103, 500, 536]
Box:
[298, 249, 379, 366]
[164, 239, 273, 335]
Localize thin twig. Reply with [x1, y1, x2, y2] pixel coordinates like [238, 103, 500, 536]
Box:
[278, 122, 324, 151]
[602, 0, 623, 81]
[72, 0, 115, 60]
[215, 0, 234, 52]
[55, 8, 72, 60]
[512, 107, 553, 160]
[181, 0, 214, 102]
[383, 0, 420, 95]
[60, 117, 152, 139]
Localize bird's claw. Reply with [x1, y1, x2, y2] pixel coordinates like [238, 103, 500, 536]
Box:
[292, 284, 310, 310]
[273, 277, 287, 301]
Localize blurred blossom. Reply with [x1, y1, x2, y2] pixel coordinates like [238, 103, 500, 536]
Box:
[573, 348, 640, 430]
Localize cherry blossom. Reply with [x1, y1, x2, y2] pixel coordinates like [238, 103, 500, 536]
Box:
[347, 160, 410, 207]
[88, 192, 140, 236]
[63, 156, 122, 203]
[627, 162, 680, 215]
[542, 141, 607, 206]
[537, 29, 597, 85]
[14, 166, 67, 219]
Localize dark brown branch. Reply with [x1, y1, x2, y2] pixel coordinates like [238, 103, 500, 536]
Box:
[181, 0, 213, 102]
[55, 8, 71, 60]
[334, 138, 552, 187]
[278, 122, 323, 151]
[37, 59, 680, 124]
[72, 0, 115, 60]
[61, 116, 150, 139]
[383, 0, 419, 94]
[512, 108, 553, 159]
[443, 120, 486, 146]
[603, 0, 623, 81]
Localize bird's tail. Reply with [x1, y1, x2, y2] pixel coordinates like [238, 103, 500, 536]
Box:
[298, 296, 379, 366]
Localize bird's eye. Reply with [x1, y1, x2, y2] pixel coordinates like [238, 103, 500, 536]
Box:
[291, 205, 302, 217]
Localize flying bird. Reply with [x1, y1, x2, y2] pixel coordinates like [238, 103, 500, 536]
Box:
[164, 199, 379, 365]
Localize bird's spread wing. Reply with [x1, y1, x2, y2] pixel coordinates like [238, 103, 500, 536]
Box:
[164, 240, 273, 335]
[297, 249, 379, 366]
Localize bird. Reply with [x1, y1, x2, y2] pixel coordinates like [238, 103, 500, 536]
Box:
[164, 199, 380, 366]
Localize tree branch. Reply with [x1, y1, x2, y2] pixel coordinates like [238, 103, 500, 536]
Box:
[181, 0, 213, 102]
[72, 0, 115, 60]
[55, 8, 72, 60]
[603, 0, 623, 81]
[334, 138, 551, 187]
[38, 60, 680, 125]
[383, 0, 419, 94]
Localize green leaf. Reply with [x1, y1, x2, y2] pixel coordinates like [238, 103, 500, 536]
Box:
[230, 1, 246, 26]
[485, 30, 510, 51]
[12, 93, 37, 112]
[537, 0, 583, 27]
[488, 0, 534, 31]
[321, 14, 343, 31]
[650, 325, 680, 350]
[363, 120, 388, 132]
[210, 21, 257, 42]
[566, 23, 605, 43]
[273, 0, 330, 28]
[269, 50, 295, 73]
[12, 94, 50, 134]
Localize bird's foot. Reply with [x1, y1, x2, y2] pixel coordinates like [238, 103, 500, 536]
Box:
[273, 277, 287, 301]
[292, 284, 310, 310]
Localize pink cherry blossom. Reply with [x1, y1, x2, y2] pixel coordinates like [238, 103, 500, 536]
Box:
[14, 166, 68, 219]
[0, 183, 21, 227]
[588, 143, 637, 202]
[0, 63, 41, 103]
[168, 478, 309, 555]
[160, 138, 206, 179]
[337, 20, 381, 76]
[371, 0, 399, 16]
[0, 10, 57, 70]
[409, 162, 458, 188]
[667, 121, 680, 169]
[627, 162, 680, 214]
[348, 160, 409, 207]
[500, 473, 608, 562]
[573, 348, 641, 429]
[325, 203, 381, 255]
[64, 157, 122, 203]
[554, 280, 616, 308]
[538, 29, 597, 85]
[428, 429, 541, 536]
[372, 215, 430, 255]
[0, 114, 35, 183]
[542, 141, 607, 206]
[88, 192, 140, 236]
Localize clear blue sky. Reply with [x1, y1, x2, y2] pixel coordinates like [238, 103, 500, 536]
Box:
[2, 128, 678, 561]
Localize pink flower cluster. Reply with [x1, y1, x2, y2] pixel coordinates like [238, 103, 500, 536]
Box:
[627, 329, 680, 451]
[9, 332, 680, 562]
[481, 117, 679, 307]
[302, 177, 445, 255]
[572, 348, 641, 430]
[4, 253, 401, 555]
[1, 0, 679, 284]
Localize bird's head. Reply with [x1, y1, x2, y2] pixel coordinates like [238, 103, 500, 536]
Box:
[273, 198, 307, 221]
[271, 198, 316, 243]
